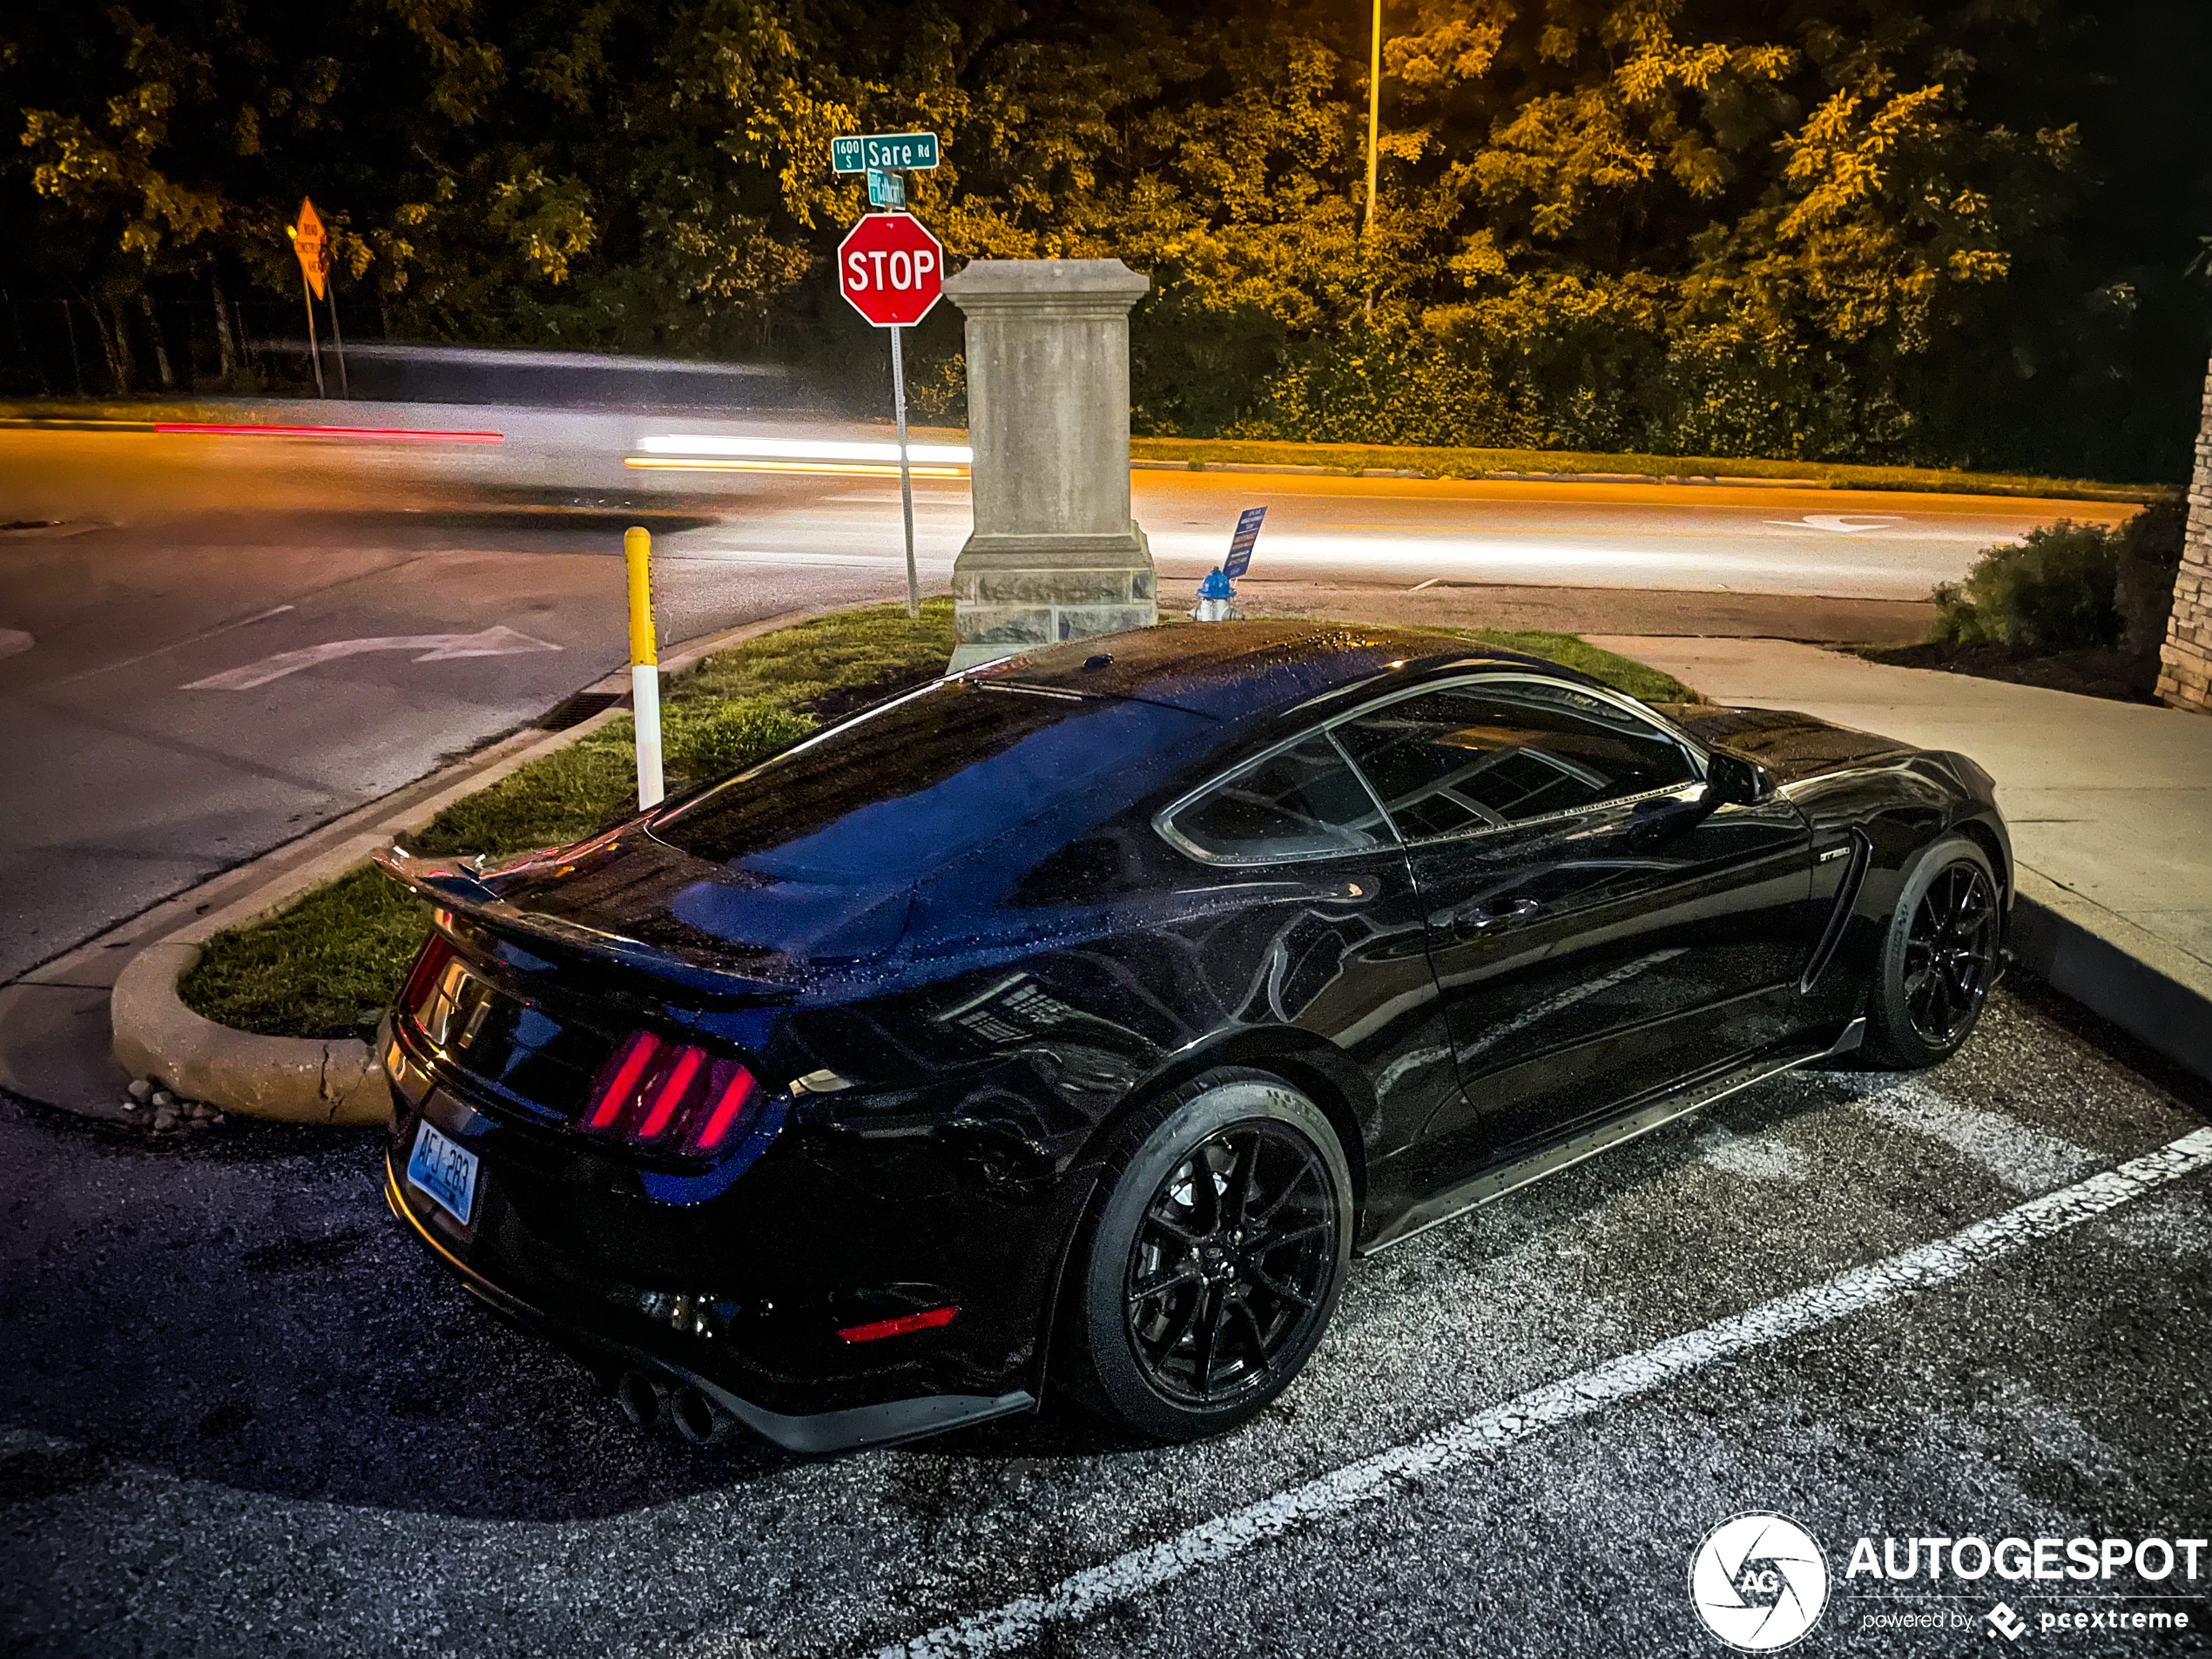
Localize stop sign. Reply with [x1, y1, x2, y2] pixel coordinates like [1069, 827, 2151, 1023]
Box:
[837, 212, 944, 328]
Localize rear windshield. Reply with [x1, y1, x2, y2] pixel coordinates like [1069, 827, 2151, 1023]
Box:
[648, 680, 1215, 880]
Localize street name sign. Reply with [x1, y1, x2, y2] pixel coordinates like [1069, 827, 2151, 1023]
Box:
[867, 166, 906, 209]
[832, 132, 941, 173]
[1224, 505, 1266, 578]
[837, 212, 944, 328]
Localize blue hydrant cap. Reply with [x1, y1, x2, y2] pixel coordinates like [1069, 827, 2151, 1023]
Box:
[1197, 568, 1234, 599]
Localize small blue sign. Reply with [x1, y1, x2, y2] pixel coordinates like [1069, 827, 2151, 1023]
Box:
[867, 166, 906, 208]
[1223, 505, 1265, 579]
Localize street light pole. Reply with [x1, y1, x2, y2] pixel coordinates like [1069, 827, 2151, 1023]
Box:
[1365, 0, 1382, 316]
[1366, 0, 1381, 238]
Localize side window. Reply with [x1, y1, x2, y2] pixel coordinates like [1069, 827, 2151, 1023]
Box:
[1163, 735, 1393, 863]
[1334, 679, 1697, 837]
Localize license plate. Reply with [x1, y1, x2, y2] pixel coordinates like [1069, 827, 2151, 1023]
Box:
[406, 1118, 480, 1227]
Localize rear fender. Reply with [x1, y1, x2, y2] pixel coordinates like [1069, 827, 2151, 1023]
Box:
[1084, 1025, 1374, 1209]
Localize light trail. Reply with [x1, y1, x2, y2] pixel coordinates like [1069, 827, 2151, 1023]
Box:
[152, 422, 504, 442]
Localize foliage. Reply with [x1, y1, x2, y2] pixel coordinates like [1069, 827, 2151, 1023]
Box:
[1441, 628, 1696, 704]
[6, 2, 2204, 475]
[176, 864, 435, 1044]
[678, 596, 956, 706]
[1931, 521, 2123, 652]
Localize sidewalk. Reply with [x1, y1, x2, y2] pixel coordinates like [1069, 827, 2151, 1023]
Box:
[1592, 637, 2212, 1076]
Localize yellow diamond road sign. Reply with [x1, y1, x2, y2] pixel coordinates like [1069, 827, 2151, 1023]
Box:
[290, 197, 329, 300]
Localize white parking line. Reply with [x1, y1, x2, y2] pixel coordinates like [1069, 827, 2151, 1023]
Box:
[874, 1127, 2212, 1659]
[1847, 1077, 2101, 1193]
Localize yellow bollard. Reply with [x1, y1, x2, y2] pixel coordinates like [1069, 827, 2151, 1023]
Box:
[624, 526, 664, 809]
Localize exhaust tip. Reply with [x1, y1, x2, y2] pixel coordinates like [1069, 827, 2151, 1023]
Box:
[671, 1386, 734, 1447]
[613, 1370, 664, 1429]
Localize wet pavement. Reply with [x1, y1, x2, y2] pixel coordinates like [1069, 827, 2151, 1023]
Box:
[3, 981, 2207, 1658]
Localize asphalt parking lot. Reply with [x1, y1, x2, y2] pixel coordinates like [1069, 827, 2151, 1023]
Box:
[3, 980, 2208, 1658]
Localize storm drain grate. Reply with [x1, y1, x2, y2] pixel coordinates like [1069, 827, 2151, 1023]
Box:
[534, 691, 626, 732]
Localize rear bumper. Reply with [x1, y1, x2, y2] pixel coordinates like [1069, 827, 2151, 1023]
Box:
[383, 1157, 1035, 1453]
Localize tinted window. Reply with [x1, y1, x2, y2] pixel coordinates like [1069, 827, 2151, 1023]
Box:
[651, 682, 1214, 879]
[1335, 679, 1696, 837]
[1166, 735, 1392, 862]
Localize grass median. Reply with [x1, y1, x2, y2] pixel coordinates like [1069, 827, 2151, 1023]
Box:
[178, 603, 1694, 1041]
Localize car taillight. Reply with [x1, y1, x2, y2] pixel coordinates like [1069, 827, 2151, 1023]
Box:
[399, 934, 458, 1021]
[578, 1032, 762, 1156]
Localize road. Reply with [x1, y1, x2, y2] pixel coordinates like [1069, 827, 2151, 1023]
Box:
[0, 413, 2136, 981]
[1, 983, 2205, 1656]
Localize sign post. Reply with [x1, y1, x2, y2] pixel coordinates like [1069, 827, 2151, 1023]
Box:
[287, 199, 327, 397]
[325, 278, 348, 400]
[836, 209, 946, 619]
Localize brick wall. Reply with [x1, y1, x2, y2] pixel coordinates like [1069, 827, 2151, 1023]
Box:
[2155, 355, 2212, 712]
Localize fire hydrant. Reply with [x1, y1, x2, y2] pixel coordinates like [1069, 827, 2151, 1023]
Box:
[1191, 567, 1239, 622]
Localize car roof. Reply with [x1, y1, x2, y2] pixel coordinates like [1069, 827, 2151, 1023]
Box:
[964, 620, 1584, 722]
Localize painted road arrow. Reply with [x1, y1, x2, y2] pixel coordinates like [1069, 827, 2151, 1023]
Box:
[185, 624, 562, 691]
[1766, 515, 1902, 534]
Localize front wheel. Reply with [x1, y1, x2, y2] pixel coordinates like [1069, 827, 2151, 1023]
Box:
[1861, 836, 2003, 1069]
[1056, 1069, 1353, 1443]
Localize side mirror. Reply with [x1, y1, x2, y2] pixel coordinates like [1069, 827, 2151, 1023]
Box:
[1705, 750, 1776, 806]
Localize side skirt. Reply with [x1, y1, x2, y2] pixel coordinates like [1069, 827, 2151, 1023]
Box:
[1358, 1016, 1865, 1256]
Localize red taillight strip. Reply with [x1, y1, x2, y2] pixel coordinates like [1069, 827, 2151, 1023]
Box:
[690, 1067, 758, 1152]
[154, 422, 503, 442]
[399, 935, 456, 1017]
[637, 1045, 705, 1140]
[838, 1306, 959, 1344]
[587, 1032, 661, 1130]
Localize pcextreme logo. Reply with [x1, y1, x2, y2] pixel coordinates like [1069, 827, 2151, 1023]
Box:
[1690, 1512, 1831, 1651]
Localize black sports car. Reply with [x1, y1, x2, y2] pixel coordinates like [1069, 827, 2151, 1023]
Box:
[375, 622, 2009, 1452]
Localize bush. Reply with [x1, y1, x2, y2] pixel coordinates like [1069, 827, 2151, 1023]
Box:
[1931, 520, 2124, 651]
[2115, 498, 2186, 655]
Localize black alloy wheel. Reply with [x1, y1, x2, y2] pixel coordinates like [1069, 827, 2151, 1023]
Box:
[1863, 836, 2003, 1068]
[1901, 860, 2000, 1048]
[1059, 1069, 1353, 1441]
[1123, 1122, 1336, 1407]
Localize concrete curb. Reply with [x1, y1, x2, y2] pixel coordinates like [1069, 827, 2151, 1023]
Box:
[2011, 870, 2212, 1080]
[113, 942, 387, 1125]
[104, 604, 834, 1125]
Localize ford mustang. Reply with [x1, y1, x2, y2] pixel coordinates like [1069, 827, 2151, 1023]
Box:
[374, 622, 2008, 1452]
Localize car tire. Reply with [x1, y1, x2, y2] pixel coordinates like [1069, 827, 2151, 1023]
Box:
[1055, 1068, 1354, 1443]
[1860, 835, 2003, 1069]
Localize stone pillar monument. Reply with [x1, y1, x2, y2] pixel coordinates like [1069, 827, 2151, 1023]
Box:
[942, 260, 1156, 671]
[2155, 354, 2212, 713]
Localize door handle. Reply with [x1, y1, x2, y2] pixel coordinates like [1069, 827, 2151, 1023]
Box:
[1447, 897, 1543, 935]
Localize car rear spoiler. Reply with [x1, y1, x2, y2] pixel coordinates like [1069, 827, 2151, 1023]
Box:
[371, 845, 798, 1003]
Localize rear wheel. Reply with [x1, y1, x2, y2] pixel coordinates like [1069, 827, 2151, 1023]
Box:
[1057, 1069, 1352, 1442]
[1861, 836, 2002, 1069]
